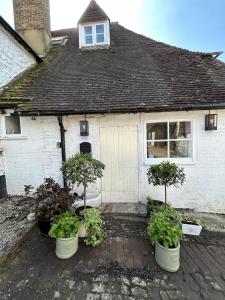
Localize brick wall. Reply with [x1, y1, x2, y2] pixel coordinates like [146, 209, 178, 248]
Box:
[13, 0, 50, 35]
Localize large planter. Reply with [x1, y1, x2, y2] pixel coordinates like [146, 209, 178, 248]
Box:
[37, 218, 52, 236]
[181, 222, 202, 236]
[79, 223, 87, 238]
[155, 241, 180, 272]
[55, 233, 79, 259]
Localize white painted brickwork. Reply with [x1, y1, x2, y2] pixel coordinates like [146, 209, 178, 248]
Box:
[0, 110, 225, 213]
[0, 25, 36, 89]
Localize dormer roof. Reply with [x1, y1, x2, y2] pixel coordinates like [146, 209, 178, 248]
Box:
[78, 0, 109, 24]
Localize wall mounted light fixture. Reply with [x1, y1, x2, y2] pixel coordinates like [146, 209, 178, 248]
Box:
[205, 113, 218, 131]
[80, 120, 89, 136]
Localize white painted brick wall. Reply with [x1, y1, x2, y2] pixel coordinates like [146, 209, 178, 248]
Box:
[0, 116, 62, 194]
[1, 110, 225, 213]
[0, 25, 36, 89]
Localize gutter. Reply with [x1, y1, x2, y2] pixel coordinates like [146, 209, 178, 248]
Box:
[57, 116, 67, 187]
[16, 102, 225, 116]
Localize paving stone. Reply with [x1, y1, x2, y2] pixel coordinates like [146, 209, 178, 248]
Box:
[131, 277, 147, 287]
[53, 291, 60, 298]
[112, 295, 122, 300]
[120, 275, 130, 285]
[121, 284, 129, 295]
[131, 286, 148, 298]
[166, 290, 185, 299]
[92, 283, 105, 293]
[93, 274, 110, 282]
[210, 281, 223, 291]
[101, 293, 112, 300]
[160, 291, 169, 300]
[86, 293, 101, 300]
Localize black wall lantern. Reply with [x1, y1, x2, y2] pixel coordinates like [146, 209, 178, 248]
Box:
[205, 113, 218, 131]
[80, 120, 89, 136]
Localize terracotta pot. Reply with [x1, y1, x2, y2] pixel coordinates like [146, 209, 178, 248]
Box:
[155, 241, 180, 272]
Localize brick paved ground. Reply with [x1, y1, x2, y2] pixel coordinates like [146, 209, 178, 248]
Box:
[0, 214, 225, 300]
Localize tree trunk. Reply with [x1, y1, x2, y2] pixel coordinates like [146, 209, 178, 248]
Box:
[164, 184, 167, 207]
[84, 184, 87, 209]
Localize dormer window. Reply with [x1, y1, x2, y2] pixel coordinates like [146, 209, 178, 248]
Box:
[83, 23, 106, 46]
[78, 1, 110, 49]
[84, 26, 93, 44]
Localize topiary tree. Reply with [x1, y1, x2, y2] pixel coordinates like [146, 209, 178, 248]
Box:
[147, 161, 185, 206]
[62, 153, 105, 208]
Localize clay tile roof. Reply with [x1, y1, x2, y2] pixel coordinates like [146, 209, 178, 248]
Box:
[78, 0, 109, 24]
[1, 23, 225, 115]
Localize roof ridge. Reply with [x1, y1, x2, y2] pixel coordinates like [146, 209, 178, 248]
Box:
[78, 0, 109, 24]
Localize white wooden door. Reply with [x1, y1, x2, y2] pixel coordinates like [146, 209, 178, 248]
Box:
[100, 125, 139, 203]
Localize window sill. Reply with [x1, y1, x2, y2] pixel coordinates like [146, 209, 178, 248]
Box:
[144, 158, 195, 166]
[0, 136, 28, 140]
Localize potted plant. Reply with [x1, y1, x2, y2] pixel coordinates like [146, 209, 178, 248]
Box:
[181, 214, 202, 236]
[35, 177, 73, 235]
[80, 208, 106, 246]
[147, 161, 185, 206]
[62, 153, 105, 215]
[147, 206, 182, 272]
[48, 211, 80, 259]
[146, 196, 164, 216]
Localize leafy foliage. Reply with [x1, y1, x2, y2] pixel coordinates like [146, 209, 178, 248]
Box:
[147, 207, 182, 249]
[81, 208, 106, 247]
[147, 161, 185, 204]
[35, 177, 72, 220]
[48, 212, 80, 239]
[62, 153, 105, 207]
[146, 196, 164, 215]
[181, 214, 201, 225]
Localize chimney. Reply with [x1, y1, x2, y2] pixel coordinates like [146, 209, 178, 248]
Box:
[13, 0, 51, 56]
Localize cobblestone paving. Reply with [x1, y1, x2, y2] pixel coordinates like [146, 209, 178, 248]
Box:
[0, 214, 225, 299]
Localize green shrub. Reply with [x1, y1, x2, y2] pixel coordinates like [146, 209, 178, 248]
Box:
[81, 208, 106, 247]
[147, 207, 182, 248]
[62, 153, 105, 208]
[48, 212, 80, 239]
[147, 161, 185, 205]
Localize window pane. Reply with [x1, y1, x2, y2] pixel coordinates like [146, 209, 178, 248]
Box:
[147, 141, 168, 158]
[84, 26, 92, 35]
[169, 121, 191, 139]
[97, 34, 105, 43]
[85, 35, 93, 44]
[170, 141, 192, 158]
[146, 123, 167, 140]
[96, 24, 104, 34]
[5, 116, 21, 134]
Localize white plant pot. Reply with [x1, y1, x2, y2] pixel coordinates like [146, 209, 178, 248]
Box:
[155, 241, 180, 272]
[181, 223, 202, 236]
[55, 233, 79, 259]
[79, 223, 87, 238]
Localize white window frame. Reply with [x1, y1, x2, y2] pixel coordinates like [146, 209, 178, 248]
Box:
[83, 23, 106, 46]
[144, 119, 195, 165]
[79, 20, 110, 48]
[0, 114, 25, 139]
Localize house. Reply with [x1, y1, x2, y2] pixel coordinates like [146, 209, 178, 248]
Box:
[1, 0, 225, 212]
[0, 14, 41, 198]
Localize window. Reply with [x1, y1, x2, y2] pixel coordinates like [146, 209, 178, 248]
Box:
[96, 24, 105, 43]
[146, 121, 192, 160]
[83, 23, 105, 46]
[84, 26, 93, 44]
[5, 115, 21, 135]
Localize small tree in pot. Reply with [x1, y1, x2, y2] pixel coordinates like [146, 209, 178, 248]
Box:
[62, 153, 105, 210]
[147, 161, 185, 206]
